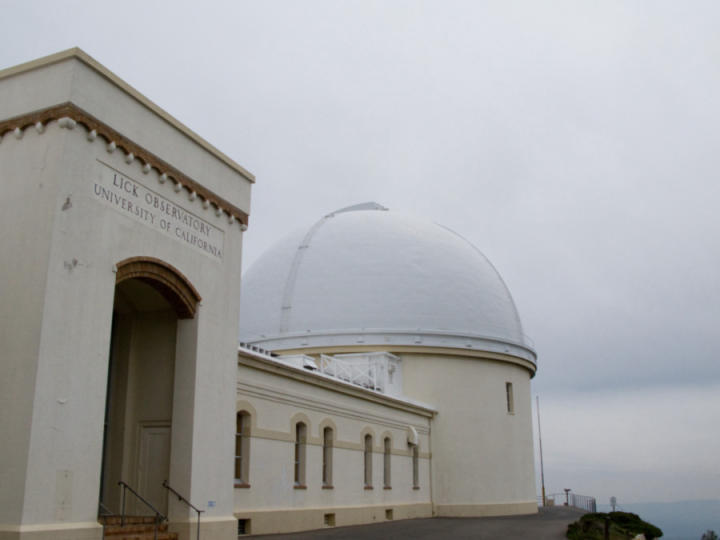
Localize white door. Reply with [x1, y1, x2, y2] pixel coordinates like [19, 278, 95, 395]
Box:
[137, 425, 171, 515]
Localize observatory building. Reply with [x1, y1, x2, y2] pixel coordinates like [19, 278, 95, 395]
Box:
[0, 50, 253, 540]
[0, 50, 537, 540]
[234, 203, 538, 534]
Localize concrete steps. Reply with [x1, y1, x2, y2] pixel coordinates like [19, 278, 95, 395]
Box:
[100, 515, 178, 540]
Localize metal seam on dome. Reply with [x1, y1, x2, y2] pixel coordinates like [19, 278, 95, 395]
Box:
[278, 214, 333, 333]
[325, 201, 388, 216]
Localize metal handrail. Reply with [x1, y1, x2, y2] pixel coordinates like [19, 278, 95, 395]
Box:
[98, 501, 113, 539]
[162, 480, 204, 540]
[98, 501, 114, 516]
[118, 480, 167, 540]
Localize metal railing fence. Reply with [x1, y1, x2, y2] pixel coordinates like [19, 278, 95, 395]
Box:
[537, 491, 597, 513]
[570, 493, 597, 512]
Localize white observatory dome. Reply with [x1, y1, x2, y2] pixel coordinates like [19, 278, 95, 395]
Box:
[239, 203, 535, 363]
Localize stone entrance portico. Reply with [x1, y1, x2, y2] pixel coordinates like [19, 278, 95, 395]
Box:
[0, 49, 253, 540]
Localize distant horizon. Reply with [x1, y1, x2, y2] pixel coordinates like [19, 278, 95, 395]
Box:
[595, 497, 720, 508]
[542, 495, 720, 510]
[596, 499, 719, 540]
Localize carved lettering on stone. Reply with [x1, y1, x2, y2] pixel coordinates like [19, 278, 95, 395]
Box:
[93, 161, 225, 261]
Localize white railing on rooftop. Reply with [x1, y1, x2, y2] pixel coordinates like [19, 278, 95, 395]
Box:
[318, 354, 384, 391]
[276, 352, 402, 396]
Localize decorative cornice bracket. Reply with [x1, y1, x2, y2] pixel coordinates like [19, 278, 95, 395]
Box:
[0, 103, 249, 227]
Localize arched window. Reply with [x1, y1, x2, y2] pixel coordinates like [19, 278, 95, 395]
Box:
[235, 411, 251, 487]
[322, 427, 333, 488]
[363, 434, 373, 488]
[383, 437, 391, 489]
[412, 444, 419, 489]
[294, 422, 307, 487]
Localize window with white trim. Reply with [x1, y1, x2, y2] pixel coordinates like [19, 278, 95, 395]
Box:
[506, 382, 514, 414]
[412, 444, 419, 489]
[322, 427, 333, 487]
[363, 434, 373, 488]
[383, 437, 391, 488]
[235, 411, 251, 486]
[294, 422, 307, 487]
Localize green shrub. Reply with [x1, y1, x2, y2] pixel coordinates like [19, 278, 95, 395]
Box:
[608, 511, 663, 539]
[566, 511, 663, 540]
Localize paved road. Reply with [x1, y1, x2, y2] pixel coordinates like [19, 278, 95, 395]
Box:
[253, 506, 586, 539]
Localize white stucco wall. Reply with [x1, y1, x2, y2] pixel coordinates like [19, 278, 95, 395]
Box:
[401, 352, 537, 516]
[0, 114, 64, 530]
[0, 51, 252, 540]
[234, 354, 434, 534]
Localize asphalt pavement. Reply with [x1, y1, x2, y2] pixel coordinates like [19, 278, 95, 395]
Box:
[251, 506, 587, 539]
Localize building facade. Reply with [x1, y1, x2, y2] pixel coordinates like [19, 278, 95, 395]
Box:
[0, 51, 537, 540]
[0, 50, 253, 540]
[235, 203, 538, 535]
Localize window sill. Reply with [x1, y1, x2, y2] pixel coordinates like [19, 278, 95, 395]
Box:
[383, 486, 392, 490]
[364, 486, 373, 490]
[322, 485, 334, 490]
[234, 482, 251, 489]
[413, 486, 420, 490]
[294, 484, 307, 490]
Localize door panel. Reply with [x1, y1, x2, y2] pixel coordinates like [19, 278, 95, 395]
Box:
[137, 425, 171, 515]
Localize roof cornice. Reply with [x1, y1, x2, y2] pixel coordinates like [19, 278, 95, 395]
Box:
[0, 48, 255, 183]
[275, 344, 538, 377]
[0, 103, 249, 227]
[238, 348, 437, 417]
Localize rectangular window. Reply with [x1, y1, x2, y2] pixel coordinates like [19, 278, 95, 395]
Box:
[412, 445, 419, 489]
[383, 437, 391, 488]
[506, 382, 514, 414]
[322, 427, 333, 487]
[363, 434, 373, 488]
[235, 415, 243, 480]
[294, 423, 307, 487]
[235, 412, 250, 486]
[237, 518, 250, 535]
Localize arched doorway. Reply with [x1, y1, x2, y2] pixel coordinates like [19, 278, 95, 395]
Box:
[100, 258, 200, 516]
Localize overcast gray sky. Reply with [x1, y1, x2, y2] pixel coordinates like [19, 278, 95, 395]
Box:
[2, 0, 718, 505]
